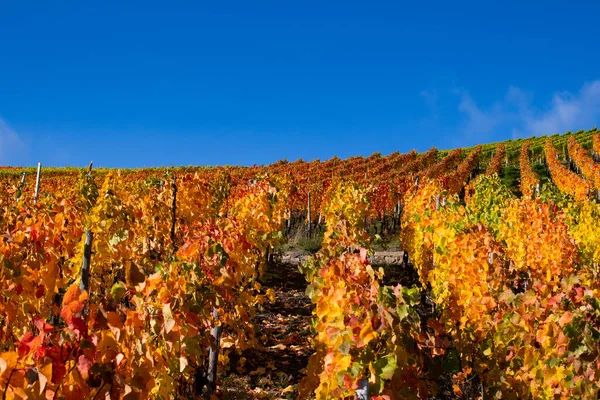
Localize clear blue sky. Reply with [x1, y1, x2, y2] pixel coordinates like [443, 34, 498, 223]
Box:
[1, 1, 599, 167]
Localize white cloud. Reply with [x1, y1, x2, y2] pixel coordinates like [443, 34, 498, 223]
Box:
[521, 81, 600, 136]
[446, 81, 600, 145]
[0, 117, 26, 165]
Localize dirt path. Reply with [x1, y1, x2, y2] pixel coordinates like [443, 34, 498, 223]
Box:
[220, 261, 313, 399]
[217, 251, 467, 400]
[217, 252, 409, 399]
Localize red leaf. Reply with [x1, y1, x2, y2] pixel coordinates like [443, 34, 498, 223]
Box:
[51, 360, 67, 384]
[18, 333, 35, 357]
[68, 317, 88, 339]
[33, 317, 54, 333]
[17, 332, 43, 357]
[34, 345, 50, 361]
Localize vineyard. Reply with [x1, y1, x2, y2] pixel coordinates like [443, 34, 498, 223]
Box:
[2, 127, 600, 399]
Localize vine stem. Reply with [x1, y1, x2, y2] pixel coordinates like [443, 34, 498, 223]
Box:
[53, 362, 78, 400]
[91, 382, 107, 400]
[2, 368, 15, 400]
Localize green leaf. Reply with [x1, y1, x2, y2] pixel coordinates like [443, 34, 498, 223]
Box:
[403, 286, 421, 306]
[373, 355, 397, 380]
[544, 357, 559, 368]
[338, 341, 351, 355]
[110, 282, 126, 302]
[397, 303, 409, 320]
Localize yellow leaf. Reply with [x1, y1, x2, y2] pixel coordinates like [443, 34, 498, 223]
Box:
[38, 363, 51, 395]
[282, 385, 295, 394]
[338, 354, 352, 371]
[0, 352, 18, 375]
[162, 303, 176, 334]
[359, 323, 376, 346]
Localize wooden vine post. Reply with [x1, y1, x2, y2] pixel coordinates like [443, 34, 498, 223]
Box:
[79, 230, 94, 292]
[397, 199, 402, 228]
[170, 176, 177, 253]
[206, 308, 222, 399]
[33, 162, 41, 204]
[16, 172, 26, 202]
[87, 161, 93, 176]
[307, 191, 312, 237]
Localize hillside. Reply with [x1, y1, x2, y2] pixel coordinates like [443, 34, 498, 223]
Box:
[1, 128, 600, 399]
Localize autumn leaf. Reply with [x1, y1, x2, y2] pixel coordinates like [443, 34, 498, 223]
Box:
[17, 333, 43, 357]
[453, 384, 463, 397]
[180, 357, 188, 373]
[38, 363, 52, 394]
[558, 312, 573, 327]
[68, 316, 88, 338]
[0, 352, 18, 376]
[77, 356, 91, 380]
[125, 261, 146, 286]
[61, 284, 88, 322]
[162, 303, 176, 333]
[359, 323, 375, 347]
[33, 317, 54, 333]
[51, 359, 67, 384]
[110, 282, 127, 302]
[106, 312, 123, 329]
[250, 367, 267, 376]
[282, 385, 295, 394]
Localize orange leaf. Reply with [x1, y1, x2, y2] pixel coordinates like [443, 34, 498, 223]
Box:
[359, 323, 375, 347]
[106, 312, 123, 329]
[0, 351, 18, 376]
[558, 312, 573, 327]
[61, 284, 88, 322]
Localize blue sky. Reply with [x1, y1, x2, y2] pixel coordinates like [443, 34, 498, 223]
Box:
[1, 1, 600, 167]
